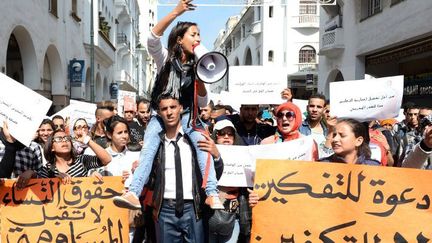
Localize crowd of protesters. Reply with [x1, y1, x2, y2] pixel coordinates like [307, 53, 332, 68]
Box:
[0, 87, 431, 242]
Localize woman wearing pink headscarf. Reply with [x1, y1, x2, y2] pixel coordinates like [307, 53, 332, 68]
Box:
[261, 102, 313, 147]
[249, 102, 318, 208]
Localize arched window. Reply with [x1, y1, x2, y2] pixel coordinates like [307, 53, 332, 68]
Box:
[299, 46, 316, 63]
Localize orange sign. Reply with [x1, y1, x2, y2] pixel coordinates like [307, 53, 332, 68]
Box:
[251, 160, 432, 242]
[0, 177, 128, 242]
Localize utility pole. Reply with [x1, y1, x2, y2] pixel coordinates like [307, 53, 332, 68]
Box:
[90, 0, 95, 102]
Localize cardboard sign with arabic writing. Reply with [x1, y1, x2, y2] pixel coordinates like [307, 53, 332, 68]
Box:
[251, 160, 432, 242]
[0, 177, 128, 242]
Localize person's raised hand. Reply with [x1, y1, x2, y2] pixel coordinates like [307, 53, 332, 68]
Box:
[91, 171, 104, 182]
[326, 116, 338, 131]
[423, 125, 432, 149]
[174, 0, 196, 16]
[2, 121, 16, 143]
[197, 133, 219, 159]
[16, 170, 36, 190]
[58, 172, 72, 185]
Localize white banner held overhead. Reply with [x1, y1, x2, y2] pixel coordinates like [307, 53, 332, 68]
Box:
[217, 136, 315, 187]
[330, 75, 404, 122]
[52, 100, 97, 133]
[0, 73, 52, 146]
[229, 66, 286, 105]
[292, 99, 309, 121]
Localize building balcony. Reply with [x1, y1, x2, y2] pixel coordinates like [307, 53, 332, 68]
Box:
[84, 31, 115, 68]
[291, 15, 319, 29]
[251, 20, 262, 35]
[319, 28, 345, 57]
[289, 63, 318, 77]
[296, 63, 318, 72]
[116, 33, 131, 53]
[116, 69, 137, 91]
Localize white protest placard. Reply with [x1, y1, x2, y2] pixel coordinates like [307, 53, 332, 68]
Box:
[330, 75, 403, 121]
[229, 66, 286, 105]
[0, 73, 52, 146]
[216, 145, 253, 187]
[292, 99, 308, 121]
[52, 100, 97, 133]
[396, 108, 404, 122]
[217, 136, 315, 187]
[69, 100, 97, 125]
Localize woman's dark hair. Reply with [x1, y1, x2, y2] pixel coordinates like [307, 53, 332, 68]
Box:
[36, 119, 55, 144]
[167, 21, 197, 59]
[150, 21, 198, 111]
[338, 118, 371, 159]
[103, 115, 130, 137]
[44, 129, 77, 174]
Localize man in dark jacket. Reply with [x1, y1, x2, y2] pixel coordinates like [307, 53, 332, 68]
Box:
[116, 94, 206, 242]
[150, 94, 206, 242]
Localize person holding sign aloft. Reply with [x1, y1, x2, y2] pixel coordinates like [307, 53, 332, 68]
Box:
[114, 0, 224, 212]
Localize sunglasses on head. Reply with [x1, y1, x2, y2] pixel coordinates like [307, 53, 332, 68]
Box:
[52, 136, 72, 143]
[276, 111, 296, 120]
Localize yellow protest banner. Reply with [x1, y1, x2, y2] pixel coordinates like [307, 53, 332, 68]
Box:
[251, 160, 432, 242]
[0, 177, 129, 242]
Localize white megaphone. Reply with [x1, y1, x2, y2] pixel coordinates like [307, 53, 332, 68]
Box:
[194, 44, 229, 84]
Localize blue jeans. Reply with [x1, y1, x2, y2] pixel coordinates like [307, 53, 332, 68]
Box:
[156, 200, 204, 243]
[129, 112, 218, 197]
[209, 219, 240, 243]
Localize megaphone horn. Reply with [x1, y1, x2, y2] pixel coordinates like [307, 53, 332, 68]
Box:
[194, 44, 229, 84]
